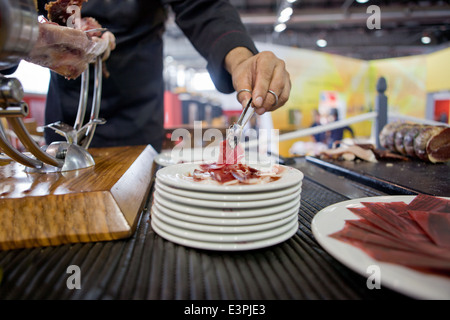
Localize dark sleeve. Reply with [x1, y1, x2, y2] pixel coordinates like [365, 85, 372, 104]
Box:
[165, 0, 258, 93]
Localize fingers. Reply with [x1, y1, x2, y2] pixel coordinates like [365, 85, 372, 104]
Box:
[233, 70, 254, 109]
[260, 68, 291, 114]
[236, 89, 253, 109]
[103, 31, 116, 51]
[252, 52, 291, 114]
[96, 32, 116, 61]
[251, 52, 277, 111]
[232, 51, 291, 114]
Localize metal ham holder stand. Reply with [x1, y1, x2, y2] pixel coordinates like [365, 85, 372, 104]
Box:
[0, 0, 103, 172]
[0, 0, 157, 251]
[0, 57, 103, 173]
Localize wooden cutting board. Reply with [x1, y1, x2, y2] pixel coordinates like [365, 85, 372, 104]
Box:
[0, 144, 158, 251]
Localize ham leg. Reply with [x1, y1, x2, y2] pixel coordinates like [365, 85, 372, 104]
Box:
[25, 22, 108, 80]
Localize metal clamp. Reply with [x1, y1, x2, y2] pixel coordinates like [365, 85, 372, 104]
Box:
[227, 97, 255, 149]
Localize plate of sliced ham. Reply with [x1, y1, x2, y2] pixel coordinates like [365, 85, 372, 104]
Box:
[151, 139, 303, 250]
[159, 140, 298, 189]
[311, 194, 450, 300]
[156, 162, 303, 193]
[151, 161, 303, 251]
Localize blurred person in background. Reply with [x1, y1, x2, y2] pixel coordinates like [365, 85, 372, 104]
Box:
[310, 109, 326, 143]
[326, 108, 354, 148]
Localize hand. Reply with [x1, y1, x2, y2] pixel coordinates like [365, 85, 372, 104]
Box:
[224, 48, 291, 115]
[26, 23, 112, 79]
[92, 31, 116, 61]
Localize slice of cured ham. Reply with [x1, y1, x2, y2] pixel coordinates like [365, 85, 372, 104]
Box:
[217, 139, 244, 165]
[319, 144, 378, 162]
[408, 210, 450, 248]
[189, 162, 283, 185]
[185, 139, 284, 185]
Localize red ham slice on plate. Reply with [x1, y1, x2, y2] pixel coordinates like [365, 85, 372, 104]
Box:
[408, 193, 450, 212]
[187, 141, 284, 185]
[330, 194, 450, 277]
[408, 210, 450, 248]
[191, 163, 279, 185]
[217, 140, 244, 165]
[360, 202, 430, 240]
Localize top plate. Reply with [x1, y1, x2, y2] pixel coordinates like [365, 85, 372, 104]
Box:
[156, 163, 304, 193]
[154, 148, 214, 167]
[154, 147, 279, 167]
[311, 195, 450, 300]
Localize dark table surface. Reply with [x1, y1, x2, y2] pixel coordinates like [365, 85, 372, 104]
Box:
[305, 156, 450, 196]
[2, 156, 447, 303]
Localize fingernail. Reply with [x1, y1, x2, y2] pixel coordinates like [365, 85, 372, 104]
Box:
[255, 107, 266, 115]
[254, 96, 263, 107]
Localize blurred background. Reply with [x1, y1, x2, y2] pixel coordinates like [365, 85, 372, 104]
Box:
[11, 0, 450, 156]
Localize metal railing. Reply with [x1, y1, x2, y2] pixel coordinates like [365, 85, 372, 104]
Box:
[271, 76, 449, 149]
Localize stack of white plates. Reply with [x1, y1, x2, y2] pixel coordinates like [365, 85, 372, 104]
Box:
[151, 163, 304, 251]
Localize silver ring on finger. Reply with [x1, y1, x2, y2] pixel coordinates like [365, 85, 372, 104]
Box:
[236, 89, 252, 100]
[268, 90, 279, 107]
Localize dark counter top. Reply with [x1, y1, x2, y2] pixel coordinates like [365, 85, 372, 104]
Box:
[0, 158, 420, 304]
[305, 156, 450, 196]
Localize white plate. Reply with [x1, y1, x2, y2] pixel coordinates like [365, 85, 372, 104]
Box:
[152, 215, 299, 251]
[152, 212, 298, 243]
[156, 163, 303, 193]
[154, 185, 301, 209]
[311, 195, 450, 300]
[153, 200, 300, 226]
[154, 147, 217, 167]
[155, 178, 302, 201]
[153, 194, 301, 218]
[154, 147, 279, 167]
[152, 205, 298, 233]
